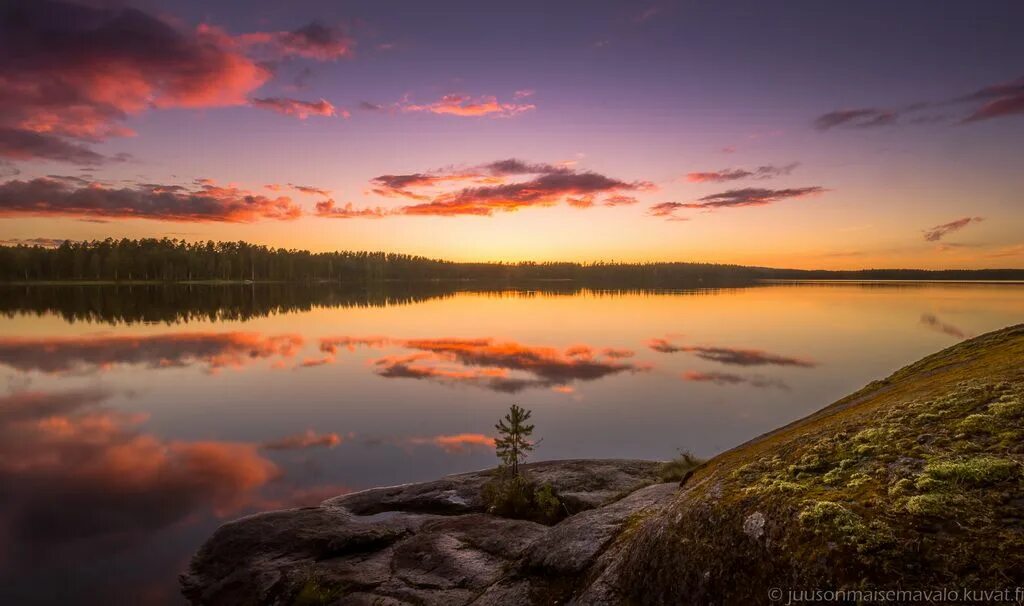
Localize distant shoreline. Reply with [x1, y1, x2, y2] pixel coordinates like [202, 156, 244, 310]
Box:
[4, 277, 1024, 287]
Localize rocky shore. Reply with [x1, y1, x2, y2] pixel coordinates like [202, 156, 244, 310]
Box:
[183, 325, 1024, 605]
[181, 459, 675, 605]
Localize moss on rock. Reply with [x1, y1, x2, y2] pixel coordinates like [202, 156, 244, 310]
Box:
[613, 324, 1024, 604]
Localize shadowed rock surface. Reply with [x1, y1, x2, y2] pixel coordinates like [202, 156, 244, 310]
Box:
[181, 459, 671, 605]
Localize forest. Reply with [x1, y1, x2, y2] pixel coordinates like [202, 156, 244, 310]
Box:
[1, 238, 1022, 285]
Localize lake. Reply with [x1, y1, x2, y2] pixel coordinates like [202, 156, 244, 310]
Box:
[1, 281, 1021, 604]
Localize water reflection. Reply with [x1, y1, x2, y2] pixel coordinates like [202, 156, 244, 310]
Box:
[648, 337, 816, 367]
[920, 313, 972, 339]
[0, 332, 302, 374]
[325, 336, 646, 393]
[0, 282, 1020, 604]
[0, 388, 277, 557]
[0, 283, 744, 325]
[681, 371, 789, 389]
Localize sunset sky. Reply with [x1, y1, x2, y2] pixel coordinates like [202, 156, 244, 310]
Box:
[1, 0, 1022, 268]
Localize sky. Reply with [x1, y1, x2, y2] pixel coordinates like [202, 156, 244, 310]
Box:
[1, 0, 1022, 269]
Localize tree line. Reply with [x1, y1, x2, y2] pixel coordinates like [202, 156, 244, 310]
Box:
[1, 238, 1022, 284]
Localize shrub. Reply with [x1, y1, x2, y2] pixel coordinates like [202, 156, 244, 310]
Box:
[922, 456, 1018, 487]
[658, 450, 704, 482]
[292, 571, 340, 606]
[482, 473, 566, 525]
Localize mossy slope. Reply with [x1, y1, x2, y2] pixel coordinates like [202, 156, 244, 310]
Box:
[614, 324, 1024, 604]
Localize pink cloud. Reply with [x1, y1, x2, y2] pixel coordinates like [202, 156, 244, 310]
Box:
[398, 94, 535, 118]
[261, 430, 343, 451]
[405, 433, 496, 454]
[250, 97, 340, 120]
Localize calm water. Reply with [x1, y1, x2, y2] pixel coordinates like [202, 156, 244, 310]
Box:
[1, 282, 1021, 604]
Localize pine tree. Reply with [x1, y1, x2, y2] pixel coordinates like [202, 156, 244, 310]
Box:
[494, 404, 534, 477]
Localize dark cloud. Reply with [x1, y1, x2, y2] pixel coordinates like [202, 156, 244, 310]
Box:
[0, 332, 303, 374]
[815, 75, 1024, 129]
[289, 183, 332, 196]
[681, 370, 788, 389]
[401, 171, 651, 217]
[686, 163, 798, 183]
[361, 159, 648, 217]
[0, 128, 108, 165]
[648, 202, 688, 219]
[649, 338, 816, 367]
[481, 159, 571, 176]
[0, 177, 303, 222]
[368, 172, 482, 200]
[652, 187, 827, 218]
[922, 216, 983, 242]
[690, 187, 826, 209]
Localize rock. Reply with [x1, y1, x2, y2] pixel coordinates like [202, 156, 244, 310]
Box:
[742, 512, 765, 539]
[523, 483, 677, 574]
[182, 459, 671, 606]
[324, 458, 661, 515]
[180, 507, 411, 605]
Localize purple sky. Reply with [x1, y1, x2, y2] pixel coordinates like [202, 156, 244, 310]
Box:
[1, 0, 1022, 267]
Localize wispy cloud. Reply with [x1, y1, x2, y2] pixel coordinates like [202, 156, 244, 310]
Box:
[650, 187, 826, 219]
[959, 76, 1024, 123]
[922, 216, 983, 242]
[813, 108, 897, 130]
[289, 183, 332, 196]
[250, 97, 343, 120]
[814, 75, 1024, 129]
[685, 163, 798, 183]
[262, 429, 343, 451]
[363, 93, 536, 118]
[404, 433, 495, 454]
